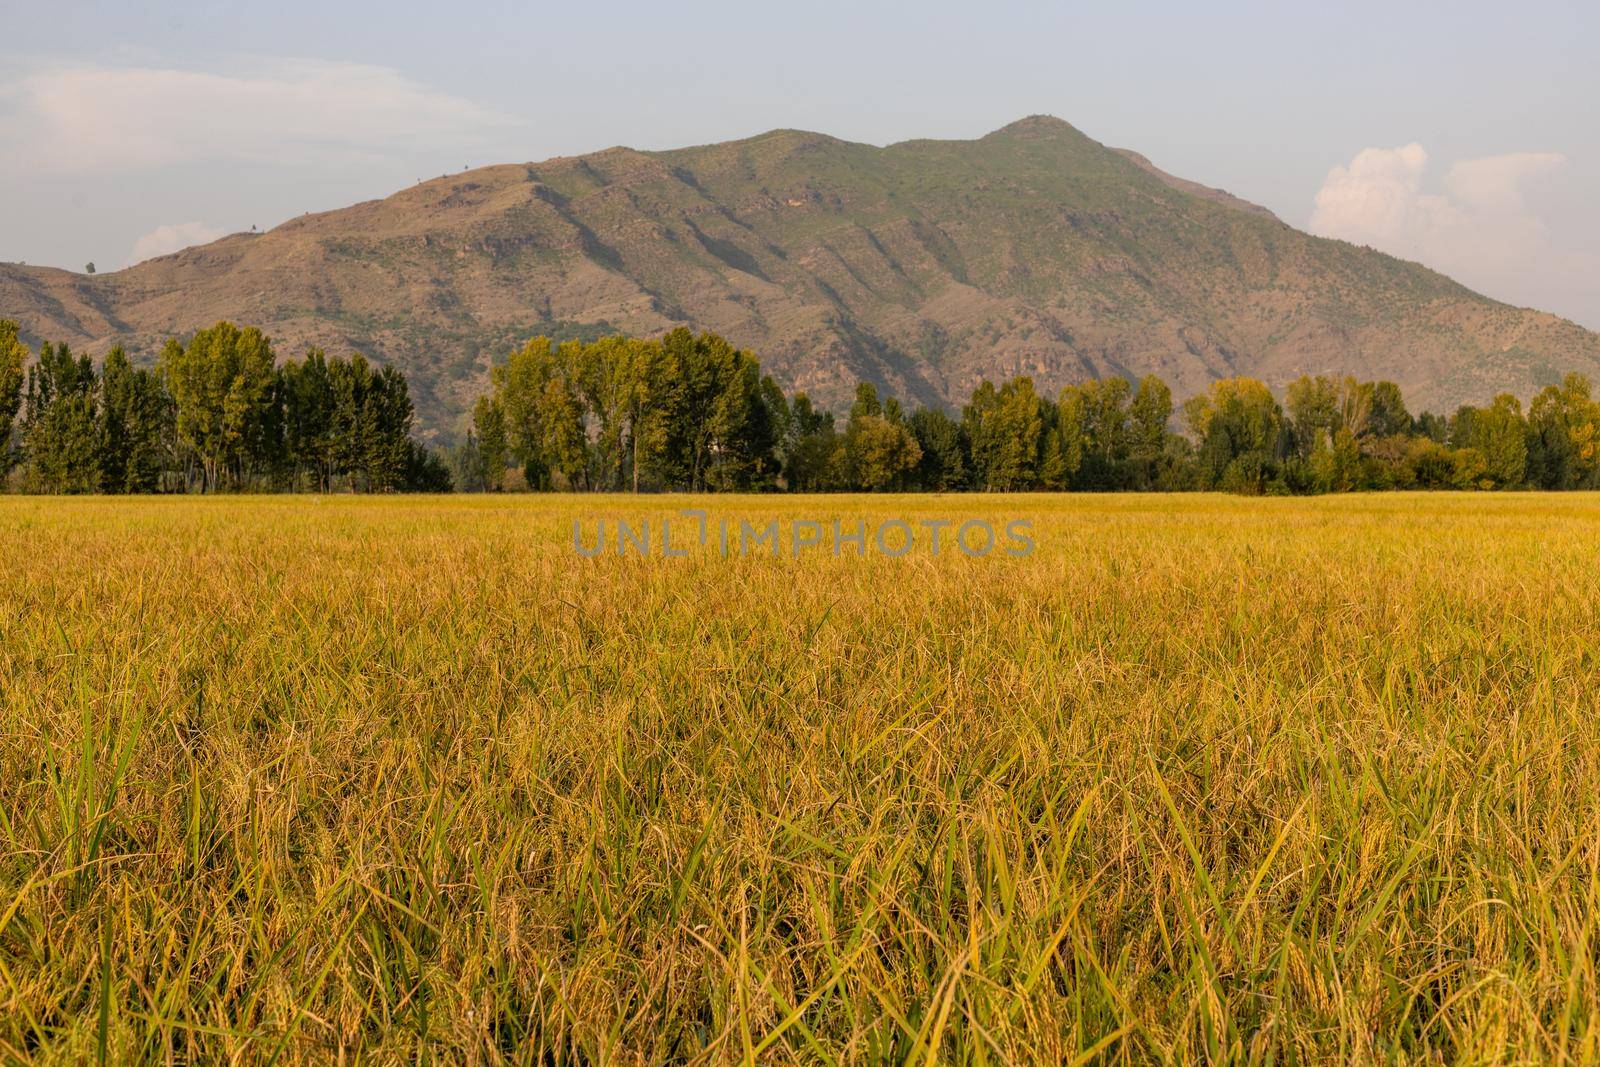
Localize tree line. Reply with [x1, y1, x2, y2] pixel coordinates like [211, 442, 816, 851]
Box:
[459, 327, 1600, 494]
[4, 318, 1598, 494]
[0, 319, 449, 493]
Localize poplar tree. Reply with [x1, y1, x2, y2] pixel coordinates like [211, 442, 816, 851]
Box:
[20, 342, 101, 493]
[471, 395, 508, 490]
[0, 320, 25, 475]
[281, 348, 337, 491]
[98, 347, 173, 493]
[161, 321, 276, 491]
[1450, 394, 1528, 489]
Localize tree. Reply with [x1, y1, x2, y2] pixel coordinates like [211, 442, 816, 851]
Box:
[328, 354, 369, 487]
[1061, 377, 1131, 489]
[785, 393, 839, 491]
[1413, 411, 1449, 443]
[964, 378, 1044, 491]
[850, 381, 883, 421]
[362, 364, 417, 491]
[484, 328, 787, 493]
[1, 322, 447, 497]
[1451, 394, 1527, 489]
[20, 342, 101, 493]
[1526, 374, 1600, 490]
[0, 320, 25, 475]
[536, 373, 588, 490]
[574, 335, 636, 490]
[446, 432, 485, 493]
[841, 407, 920, 491]
[698, 338, 775, 491]
[1285, 375, 1339, 457]
[404, 442, 454, 492]
[1127, 375, 1173, 489]
[493, 336, 586, 490]
[472, 395, 509, 490]
[652, 329, 762, 492]
[1184, 378, 1285, 493]
[908, 407, 968, 491]
[621, 336, 672, 492]
[1050, 388, 1089, 490]
[326, 354, 415, 491]
[85, 263, 96, 275]
[98, 347, 173, 493]
[750, 375, 791, 491]
[1321, 428, 1365, 492]
[162, 321, 277, 491]
[1368, 381, 1412, 438]
[1336, 376, 1373, 440]
[281, 348, 337, 491]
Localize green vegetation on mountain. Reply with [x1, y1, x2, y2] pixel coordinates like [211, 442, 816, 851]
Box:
[3, 116, 1598, 435]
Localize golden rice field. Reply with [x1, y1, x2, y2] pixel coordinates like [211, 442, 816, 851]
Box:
[3, 493, 1600, 1064]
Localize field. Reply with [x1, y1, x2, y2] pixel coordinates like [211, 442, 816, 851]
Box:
[3, 493, 1599, 1064]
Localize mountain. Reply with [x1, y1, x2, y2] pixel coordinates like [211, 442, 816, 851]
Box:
[3, 115, 1598, 435]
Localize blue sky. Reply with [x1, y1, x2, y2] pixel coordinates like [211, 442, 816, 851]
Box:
[3, 0, 1596, 326]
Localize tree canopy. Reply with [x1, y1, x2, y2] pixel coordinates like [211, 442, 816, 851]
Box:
[1, 317, 1592, 496]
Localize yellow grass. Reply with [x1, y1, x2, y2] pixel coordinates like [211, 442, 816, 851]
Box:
[3, 493, 1599, 1063]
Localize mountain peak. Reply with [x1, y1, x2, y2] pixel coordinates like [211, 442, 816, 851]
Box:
[988, 114, 1082, 138]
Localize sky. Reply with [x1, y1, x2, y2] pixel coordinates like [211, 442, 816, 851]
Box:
[2, 0, 1596, 328]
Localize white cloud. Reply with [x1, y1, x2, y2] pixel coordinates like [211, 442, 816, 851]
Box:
[1309, 144, 1454, 253]
[127, 221, 228, 266]
[1308, 144, 1594, 323]
[1, 59, 515, 172]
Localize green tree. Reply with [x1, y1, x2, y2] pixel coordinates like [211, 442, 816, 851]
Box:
[472, 395, 509, 490]
[1526, 374, 1599, 490]
[699, 339, 775, 491]
[655, 330, 760, 491]
[574, 335, 635, 490]
[98, 347, 173, 493]
[1337, 376, 1373, 440]
[162, 321, 277, 491]
[907, 407, 968, 491]
[1368, 381, 1412, 438]
[1060, 377, 1131, 489]
[493, 336, 587, 490]
[446, 432, 484, 493]
[1184, 378, 1285, 493]
[850, 381, 883, 421]
[1127, 375, 1173, 489]
[20, 342, 101, 493]
[1285, 375, 1340, 458]
[841, 400, 920, 491]
[0, 320, 25, 475]
[1451, 394, 1527, 489]
[281, 349, 337, 491]
[326, 354, 415, 491]
[784, 394, 839, 491]
[750, 375, 791, 491]
[328, 354, 369, 487]
[964, 378, 1044, 491]
[1050, 388, 1089, 490]
[362, 364, 417, 492]
[404, 441, 454, 492]
[1412, 411, 1448, 444]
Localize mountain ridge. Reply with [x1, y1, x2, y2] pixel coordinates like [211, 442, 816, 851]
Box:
[2, 114, 1597, 435]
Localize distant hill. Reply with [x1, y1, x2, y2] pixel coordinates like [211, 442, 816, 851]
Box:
[3, 115, 1598, 436]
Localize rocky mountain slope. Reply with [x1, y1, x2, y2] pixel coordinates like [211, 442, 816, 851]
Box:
[3, 115, 1597, 434]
